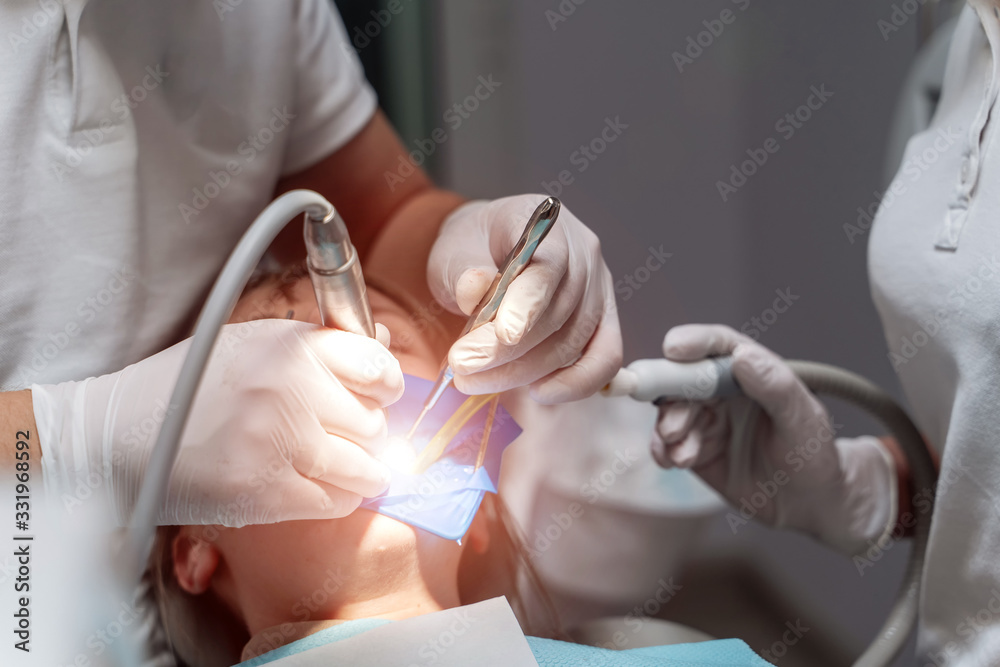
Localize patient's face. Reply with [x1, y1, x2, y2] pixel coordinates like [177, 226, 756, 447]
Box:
[173, 275, 487, 635]
[230, 272, 442, 380]
[178, 509, 470, 634]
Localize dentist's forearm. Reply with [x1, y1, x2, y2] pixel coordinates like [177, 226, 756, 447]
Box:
[364, 186, 470, 358]
[0, 390, 39, 474]
[270, 110, 455, 264]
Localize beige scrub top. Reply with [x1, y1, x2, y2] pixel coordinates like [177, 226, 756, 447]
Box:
[870, 1, 1000, 662]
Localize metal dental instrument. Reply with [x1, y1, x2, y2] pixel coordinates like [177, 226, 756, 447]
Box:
[305, 207, 376, 338]
[405, 196, 561, 441]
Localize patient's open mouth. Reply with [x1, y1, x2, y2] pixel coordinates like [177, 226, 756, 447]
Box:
[362, 374, 521, 541]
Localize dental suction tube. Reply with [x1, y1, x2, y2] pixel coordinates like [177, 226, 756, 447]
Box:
[123, 190, 337, 585]
[604, 356, 936, 667]
[305, 208, 376, 338]
[602, 357, 740, 402]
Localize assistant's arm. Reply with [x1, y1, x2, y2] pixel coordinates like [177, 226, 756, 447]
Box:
[879, 434, 939, 537]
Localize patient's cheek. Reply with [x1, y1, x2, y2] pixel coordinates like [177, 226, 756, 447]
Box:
[379, 320, 439, 381]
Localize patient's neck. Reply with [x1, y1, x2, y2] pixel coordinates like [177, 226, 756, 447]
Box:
[328, 568, 461, 623]
[320, 552, 461, 620]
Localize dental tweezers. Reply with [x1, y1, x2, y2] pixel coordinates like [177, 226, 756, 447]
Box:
[405, 196, 561, 440]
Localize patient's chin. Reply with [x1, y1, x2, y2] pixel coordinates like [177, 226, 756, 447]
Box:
[216, 509, 425, 574]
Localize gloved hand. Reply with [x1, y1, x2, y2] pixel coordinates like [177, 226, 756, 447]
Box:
[31, 319, 404, 527]
[427, 195, 622, 403]
[651, 324, 897, 555]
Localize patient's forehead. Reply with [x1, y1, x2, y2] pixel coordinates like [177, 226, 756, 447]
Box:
[230, 275, 320, 324]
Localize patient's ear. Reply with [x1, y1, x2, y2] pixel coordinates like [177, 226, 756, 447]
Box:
[172, 528, 221, 595]
[466, 506, 491, 555]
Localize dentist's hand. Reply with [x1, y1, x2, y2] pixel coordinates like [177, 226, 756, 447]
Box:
[31, 319, 403, 527]
[427, 195, 622, 403]
[651, 324, 897, 555]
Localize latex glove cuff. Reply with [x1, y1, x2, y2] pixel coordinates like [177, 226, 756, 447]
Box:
[32, 374, 130, 524]
[812, 436, 899, 557]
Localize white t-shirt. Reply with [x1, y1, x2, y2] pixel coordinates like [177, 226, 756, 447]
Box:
[869, 1, 1000, 662]
[0, 0, 376, 390]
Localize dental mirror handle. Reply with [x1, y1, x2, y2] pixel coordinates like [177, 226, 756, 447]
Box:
[601, 357, 741, 402]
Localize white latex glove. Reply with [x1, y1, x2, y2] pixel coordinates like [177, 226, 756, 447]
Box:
[428, 195, 622, 403]
[651, 324, 897, 555]
[31, 319, 404, 527]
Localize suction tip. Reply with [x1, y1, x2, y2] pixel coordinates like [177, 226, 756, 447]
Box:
[601, 368, 638, 397]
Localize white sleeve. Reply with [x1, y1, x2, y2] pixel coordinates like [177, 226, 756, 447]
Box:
[281, 0, 379, 176]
